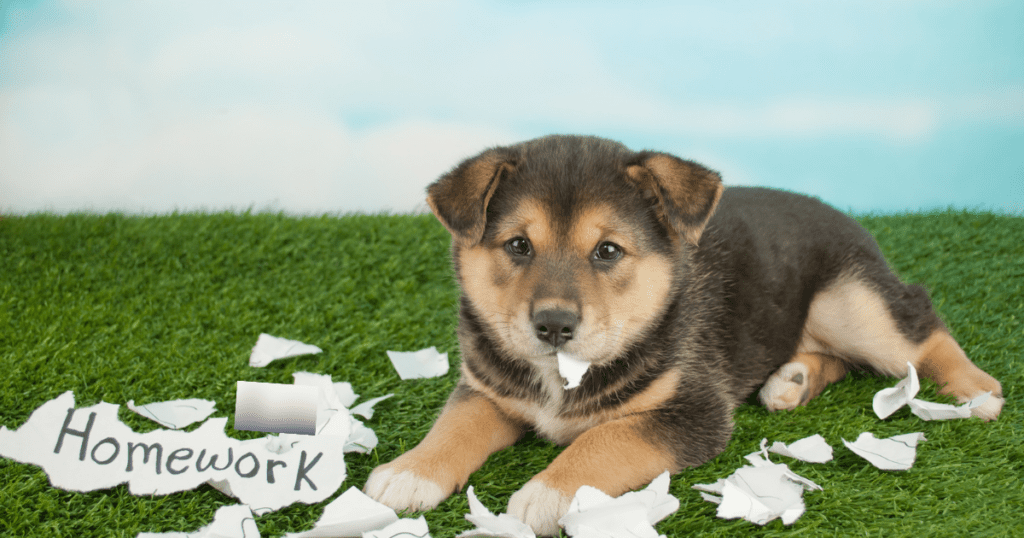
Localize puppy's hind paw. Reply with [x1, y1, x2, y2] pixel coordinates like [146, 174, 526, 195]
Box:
[759, 362, 810, 412]
[508, 480, 572, 537]
[364, 466, 447, 513]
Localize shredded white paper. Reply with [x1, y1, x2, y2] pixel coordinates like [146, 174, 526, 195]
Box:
[386, 347, 450, 380]
[556, 353, 590, 390]
[842, 432, 927, 471]
[249, 333, 322, 368]
[873, 362, 991, 421]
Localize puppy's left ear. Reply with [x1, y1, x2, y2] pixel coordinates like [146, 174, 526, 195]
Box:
[426, 147, 516, 246]
[626, 152, 723, 245]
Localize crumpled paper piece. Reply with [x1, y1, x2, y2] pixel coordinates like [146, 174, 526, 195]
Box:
[457, 486, 536, 538]
[767, 434, 834, 463]
[137, 504, 259, 538]
[386, 347, 449, 380]
[558, 471, 679, 538]
[127, 398, 217, 430]
[284, 486, 399, 538]
[556, 353, 590, 390]
[842, 432, 927, 471]
[694, 445, 822, 526]
[249, 334, 322, 368]
[280, 372, 387, 454]
[362, 516, 431, 538]
[873, 362, 991, 420]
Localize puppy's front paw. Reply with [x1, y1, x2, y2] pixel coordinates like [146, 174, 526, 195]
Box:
[508, 480, 573, 537]
[364, 465, 447, 513]
[759, 362, 810, 411]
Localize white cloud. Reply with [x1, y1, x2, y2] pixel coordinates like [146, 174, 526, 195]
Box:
[1, 0, 1020, 214]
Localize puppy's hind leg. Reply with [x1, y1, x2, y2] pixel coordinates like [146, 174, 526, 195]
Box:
[799, 272, 1003, 420]
[916, 330, 1003, 420]
[760, 352, 849, 411]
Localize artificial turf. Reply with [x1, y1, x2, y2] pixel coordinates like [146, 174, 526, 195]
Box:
[0, 209, 1021, 537]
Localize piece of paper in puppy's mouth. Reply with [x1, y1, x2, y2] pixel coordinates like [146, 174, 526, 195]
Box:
[556, 352, 590, 389]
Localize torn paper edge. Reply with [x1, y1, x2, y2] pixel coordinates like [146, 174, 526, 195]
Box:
[556, 353, 590, 390]
[386, 347, 450, 380]
[249, 333, 322, 368]
[873, 362, 990, 421]
[458, 486, 536, 538]
[842, 432, 926, 471]
[767, 434, 834, 463]
[137, 504, 259, 538]
[127, 398, 217, 430]
[284, 487, 398, 538]
[558, 470, 679, 537]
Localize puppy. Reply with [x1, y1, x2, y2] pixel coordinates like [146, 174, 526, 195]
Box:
[365, 135, 1003, 535]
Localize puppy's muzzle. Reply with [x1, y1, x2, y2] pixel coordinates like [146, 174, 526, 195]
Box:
[533, 309, 579, 348]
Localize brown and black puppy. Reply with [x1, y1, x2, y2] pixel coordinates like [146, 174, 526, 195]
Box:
[364, 135, 1003, 535]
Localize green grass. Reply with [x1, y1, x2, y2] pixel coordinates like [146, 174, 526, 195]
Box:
[1, 210, 1021, 537]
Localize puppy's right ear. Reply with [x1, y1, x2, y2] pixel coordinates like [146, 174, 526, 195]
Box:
[426, 148, 516, 245]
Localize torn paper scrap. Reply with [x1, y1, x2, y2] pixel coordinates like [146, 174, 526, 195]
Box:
[843, 432, 926, 471]
[556, 353, 590, 390]
[873, 362, 991, 421]
[287, 372, 382, 454]
[292, 372, 354, 439]
[350, 394, 394, 420]
[362, 516, 431, 538]
[0, 391, 346, 513]
[558, 471, 679, 538]
[137, 504, 259, 537]
[284, 486, 399, 538]
[127, 398, 217, 430]
[249, 333, 322, 368]
[333, 382, 359, 408]
[235, 381, 318, 435]
[457, 486, 536, 538]
[767, 434, 834, 463]
[694, 455, 821, 526]
[386, 347, 449, 380]
[909, 392, 990, 420]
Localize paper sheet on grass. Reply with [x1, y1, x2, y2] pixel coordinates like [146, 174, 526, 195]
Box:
[458, 486, 536, 538]
[695, 444, 822, 526]
[137, 504, 259, 538]
[0, 391, 346, 513]
[127, 398, 217, 430]
[362, 516, 432, 538]
[842, 432, 926, 471]
[556, 353, 590, 390]
[873, 362, 991, 420]
[284, 487, 399, 538]
[249, 334, 322, 368]
[386, 347, 449, 380]
[558, 471, 679, 538]
[766, 434, 834, 463]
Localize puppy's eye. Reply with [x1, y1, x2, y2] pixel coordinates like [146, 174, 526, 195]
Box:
[505, 237, 532, 257]
[593, 241, 623, 261]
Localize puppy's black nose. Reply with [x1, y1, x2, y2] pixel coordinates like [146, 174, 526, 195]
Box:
[533, 309, 579, 348]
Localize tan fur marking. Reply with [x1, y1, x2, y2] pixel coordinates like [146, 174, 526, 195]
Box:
[569, 205, 633, 256]
[790, 352, 849, 401]
[377, 392, 522, 495]
[533, 414, 677, 497]
[916, 330, 1002, 401]
[799, 276, 918, 376]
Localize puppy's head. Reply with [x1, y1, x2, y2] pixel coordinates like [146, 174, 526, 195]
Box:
[427, 135, 722, 365]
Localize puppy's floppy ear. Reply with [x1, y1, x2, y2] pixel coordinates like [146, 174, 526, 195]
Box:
[426, 147, 516, 245]
[625, 152, 723, 245]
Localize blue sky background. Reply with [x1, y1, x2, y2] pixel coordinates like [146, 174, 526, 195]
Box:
[1, 0, 1022, 215]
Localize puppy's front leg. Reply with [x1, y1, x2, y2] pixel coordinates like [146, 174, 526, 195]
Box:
[365, 384, 524, 512]
[509, 407, 730, 536]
